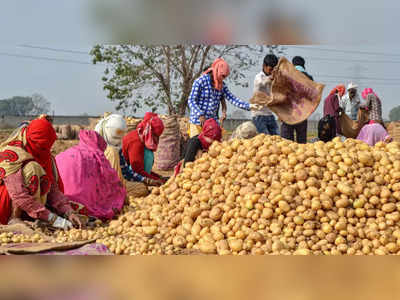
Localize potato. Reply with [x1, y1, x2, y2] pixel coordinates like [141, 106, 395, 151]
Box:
[199, 241, 217, 254]
[35, 134, 400, 256]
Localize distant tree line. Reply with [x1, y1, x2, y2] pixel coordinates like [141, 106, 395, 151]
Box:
[389, 106, 400, 122]
[0, 94, 51, 116]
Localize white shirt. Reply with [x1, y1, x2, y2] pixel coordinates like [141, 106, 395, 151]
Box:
[339, 93, 362, 120]
[252, 72, 273, 117]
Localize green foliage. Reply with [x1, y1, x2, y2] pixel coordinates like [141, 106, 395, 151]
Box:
[389, 106, 400, 121]
[91, 45, 286, 116]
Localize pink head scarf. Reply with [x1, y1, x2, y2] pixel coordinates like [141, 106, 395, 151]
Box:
[204, 58, 230, 91]
[362, 88, 379, 100]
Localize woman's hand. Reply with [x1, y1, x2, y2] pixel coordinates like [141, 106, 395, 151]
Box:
[144, 178, 163, 186]
[68, 213, 83, 229]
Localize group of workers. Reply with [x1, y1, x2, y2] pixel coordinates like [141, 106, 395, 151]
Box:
[323, 82, 390, 146]
[0, 54, 393, 231]
[0, 113, 167, 229]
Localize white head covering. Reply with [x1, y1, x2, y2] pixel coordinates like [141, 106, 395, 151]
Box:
[347, 82, 358, 91]
[95, 114, 127, 148]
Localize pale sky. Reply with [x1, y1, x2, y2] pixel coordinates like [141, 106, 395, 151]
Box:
[0, 1, 399, 119]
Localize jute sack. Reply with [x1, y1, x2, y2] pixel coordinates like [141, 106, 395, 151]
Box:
[125, 181, 149, 198]
[58, 125, 72, 140]
[231, 121, 258, 139]
[0, 223, 95, 255]
[387, 122, 400, 142]
[250, 57, 325, 125]
[154, 115, 181, 170]
[70, 125, 85, 140]
[339, 108, 369, 139]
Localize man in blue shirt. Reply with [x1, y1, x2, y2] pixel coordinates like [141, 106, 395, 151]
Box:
[187, 58, 255, 137]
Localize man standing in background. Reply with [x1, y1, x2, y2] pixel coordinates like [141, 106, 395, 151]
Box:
[251, 54, 280, 135]
[340, 83, 361, 121]
[280, 56, 313, 144]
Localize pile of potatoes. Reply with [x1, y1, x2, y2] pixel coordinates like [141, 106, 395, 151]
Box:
[49, 135, 400, 255]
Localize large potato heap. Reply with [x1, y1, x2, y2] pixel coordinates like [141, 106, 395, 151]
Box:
[52, 135, 400, 255]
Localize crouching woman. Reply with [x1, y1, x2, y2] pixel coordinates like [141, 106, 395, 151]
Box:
[56, 130, 126, 221]
[0, 118, 82, 230]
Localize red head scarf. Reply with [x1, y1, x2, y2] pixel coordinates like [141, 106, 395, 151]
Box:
[198, 119, 222, 150]
[24, 118, 57, 185]
[136, 112, 164, 151]
[329, 85, 346, 98]
[362, 88, 379, 100]
[204, 58, 230, 91]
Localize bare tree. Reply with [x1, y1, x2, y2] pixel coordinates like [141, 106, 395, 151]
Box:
[30, 93, 51, 115]
[91, 45, 286, 116]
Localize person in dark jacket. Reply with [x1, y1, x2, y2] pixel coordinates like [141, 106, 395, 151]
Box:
[280, 56, 314, 144]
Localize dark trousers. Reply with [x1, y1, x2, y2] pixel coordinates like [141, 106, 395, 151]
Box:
[252, 115, 279, 135]
[281, 120, 308, 144]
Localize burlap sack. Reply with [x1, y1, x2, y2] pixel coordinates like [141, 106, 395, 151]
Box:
[0, 223, 97, 255]
[125, 181, 149, 198]
[387, 122, 400, 142]
[178, 117, 190, 141]
[250, 57, 325, 125]
[339, 108, 369, 139]
[58, 124, 72, 140]
[70, 125, 84, 140]
[231, 121, 258, 139]
[154, 115, 181, 170]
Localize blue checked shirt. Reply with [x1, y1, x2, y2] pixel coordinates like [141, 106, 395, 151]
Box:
[119, 149, 145, 182]
[188, 74, 250, 125]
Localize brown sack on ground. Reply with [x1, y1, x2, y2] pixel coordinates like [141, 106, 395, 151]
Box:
[70, 125, 84, 140]
[58, 124, 72, 140]
[154, 115, 181, 171]
[0, 223, 95, 255]
[251, 57, 325, 125]
[125, 181, 149, 198]
[387, 122, 400, 142]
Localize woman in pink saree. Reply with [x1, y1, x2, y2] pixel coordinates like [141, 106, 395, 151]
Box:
[55, 130, 126, 220]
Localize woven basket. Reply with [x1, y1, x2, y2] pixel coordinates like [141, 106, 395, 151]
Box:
[125, 181, 149, 198]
